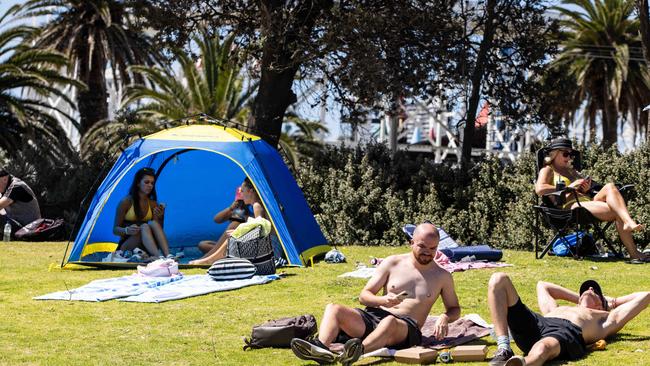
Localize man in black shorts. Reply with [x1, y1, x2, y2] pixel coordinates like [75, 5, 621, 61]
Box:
[290, 223, 461, 365]
[487, 272, 650, 366]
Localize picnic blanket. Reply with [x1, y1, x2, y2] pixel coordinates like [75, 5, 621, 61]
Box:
[35, 274, 279, 302]
[357, 313, 491, 358]
[421, 315, 491, 349]
[120, 274, 278, 303]
[33, 275, 185, 302]
[339, 251, 511, 278]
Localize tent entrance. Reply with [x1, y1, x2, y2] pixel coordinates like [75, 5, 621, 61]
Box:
[80, 148, 247, 261]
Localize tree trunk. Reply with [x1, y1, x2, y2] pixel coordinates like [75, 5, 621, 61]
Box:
[601, 88, 618, 149]
[637, 0, 650, 63]
[77, 43, 108, 135]
[251, 58, 299, 146]
[460, 0, 498, 183]
[250, 0, 332, 147]
[636, 0, 650, 142]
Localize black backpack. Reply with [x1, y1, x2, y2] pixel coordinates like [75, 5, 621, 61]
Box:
[243, 314, 317, 350]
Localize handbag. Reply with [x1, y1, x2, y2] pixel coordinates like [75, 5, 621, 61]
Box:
[243, 314, 317, 350]
[227, 226, 276, 275]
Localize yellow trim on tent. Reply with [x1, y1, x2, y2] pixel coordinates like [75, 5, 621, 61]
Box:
[301, 244, 331, 267]
[81, 242, 118, 257]
[145, 124, 260, 142]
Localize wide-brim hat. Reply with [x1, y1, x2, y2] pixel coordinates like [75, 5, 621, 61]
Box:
[579, 279, 608, 310]
[546, 138, 573, 152]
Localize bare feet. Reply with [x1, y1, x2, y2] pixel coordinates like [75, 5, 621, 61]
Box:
[189, 258, 214, 266]
[623, 222, 645, 233]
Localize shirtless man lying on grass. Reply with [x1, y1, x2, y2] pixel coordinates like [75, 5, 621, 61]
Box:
[488, 272, 650, 366]
[290, 222, 461, 366]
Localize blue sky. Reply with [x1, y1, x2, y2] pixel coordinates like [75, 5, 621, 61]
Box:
[0, 1, 21, 15]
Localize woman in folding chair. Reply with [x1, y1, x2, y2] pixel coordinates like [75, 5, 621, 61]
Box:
[535, 138, 648, 262]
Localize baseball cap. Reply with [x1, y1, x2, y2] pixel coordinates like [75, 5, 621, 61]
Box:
[579, 280, 608, 310]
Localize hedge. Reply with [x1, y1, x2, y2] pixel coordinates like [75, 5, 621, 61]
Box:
[297, 142, 650, 250]
[3, 140, 648, 251]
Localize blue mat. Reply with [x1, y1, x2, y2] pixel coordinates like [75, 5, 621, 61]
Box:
[439, 245, 503, 262]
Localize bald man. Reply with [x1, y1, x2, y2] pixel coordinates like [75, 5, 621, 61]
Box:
[291, 222, 461, 366]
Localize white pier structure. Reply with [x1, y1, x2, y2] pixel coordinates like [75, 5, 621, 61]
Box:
[342, 98, 548, 163]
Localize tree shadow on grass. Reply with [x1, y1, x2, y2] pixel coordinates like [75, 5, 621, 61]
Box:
[535, 332, 650, 366]
[608, 332, 650, 342]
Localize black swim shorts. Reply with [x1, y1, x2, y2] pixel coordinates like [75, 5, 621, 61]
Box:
[335, 307, 422, 349]
[507, 299, 587, 360]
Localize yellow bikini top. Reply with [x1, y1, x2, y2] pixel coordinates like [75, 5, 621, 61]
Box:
[551, 168, 591, 208]
[124, 200, 153, 222]
[551, 168, 572, 187]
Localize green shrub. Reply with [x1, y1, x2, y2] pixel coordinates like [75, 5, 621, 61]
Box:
[4, 135, 649, 252]
[1, 145, 111, 237]
[298, 142, 650, 250]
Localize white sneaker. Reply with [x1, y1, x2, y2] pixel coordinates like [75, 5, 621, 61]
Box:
[110, 251, 129, 263]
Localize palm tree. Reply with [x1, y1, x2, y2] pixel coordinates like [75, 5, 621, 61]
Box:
[120, 29, 326, 163]
[0, 5, 82, 162]
[279, 111, 329, 166]
[553, 0, 650, 147]
[18, 0, 162, 135]
[122, 29, 255, 123]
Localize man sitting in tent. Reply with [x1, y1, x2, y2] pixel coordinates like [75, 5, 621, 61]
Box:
[0, 168, 41, 235]
[290, 222, 461, 366]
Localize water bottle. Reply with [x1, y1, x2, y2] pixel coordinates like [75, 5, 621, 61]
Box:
[3, 222, 11, 242]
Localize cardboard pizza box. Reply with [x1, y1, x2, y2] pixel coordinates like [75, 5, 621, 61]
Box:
[451, 345, 488, 362]
[394, 347, 438, 364]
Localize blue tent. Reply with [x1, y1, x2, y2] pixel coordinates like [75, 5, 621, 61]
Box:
[64, 125, 330, 267]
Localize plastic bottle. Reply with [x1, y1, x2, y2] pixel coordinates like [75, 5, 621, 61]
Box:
[3, 222, 11, 242]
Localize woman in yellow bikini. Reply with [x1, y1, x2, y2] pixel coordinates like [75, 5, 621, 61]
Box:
[113, 167, 171, 259]
[535, 138, 648, 261]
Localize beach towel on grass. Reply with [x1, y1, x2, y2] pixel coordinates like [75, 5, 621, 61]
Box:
[34, 275, 184, 302]
[120, 274, 279, 303]
[420, 314, 491, 349]
[35, 274, 279, 302]
[356, 313, 491, 359]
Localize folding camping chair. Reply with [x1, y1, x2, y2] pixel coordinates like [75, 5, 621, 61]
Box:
[533, 147, 633, 259]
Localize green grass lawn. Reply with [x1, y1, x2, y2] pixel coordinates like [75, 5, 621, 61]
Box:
[1, 242, 649, 365]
